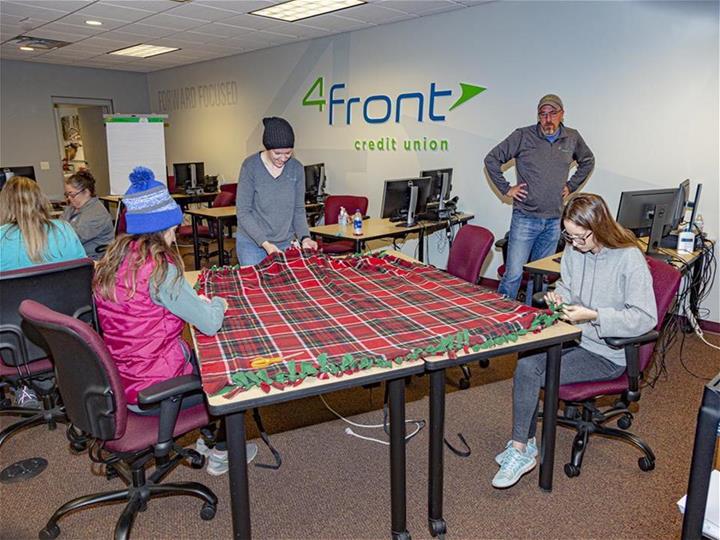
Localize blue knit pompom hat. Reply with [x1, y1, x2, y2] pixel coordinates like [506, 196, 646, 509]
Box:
[123, 166, 182, 234]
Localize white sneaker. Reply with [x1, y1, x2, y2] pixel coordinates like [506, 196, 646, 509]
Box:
[494, 437, 538, 466]
[16, 386, 41, 409]
[194, 437, 211, 458]
[492, 447, 537, 489]
[206, 443, 258, 476]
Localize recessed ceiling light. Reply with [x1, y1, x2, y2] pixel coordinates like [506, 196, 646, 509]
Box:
[251, 0, 365, 22]
[19, 46, 34, 51]
[85, 20, 103, 26]
[109, 44, 180, 58]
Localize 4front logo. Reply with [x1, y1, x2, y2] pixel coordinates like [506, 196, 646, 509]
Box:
[302, 77, 486, 125]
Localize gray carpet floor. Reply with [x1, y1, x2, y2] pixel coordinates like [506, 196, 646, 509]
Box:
[1, 330, 718, 540]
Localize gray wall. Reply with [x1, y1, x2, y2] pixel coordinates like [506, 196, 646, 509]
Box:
[0, 59, 150, 197]
[146, 1, 719, 321]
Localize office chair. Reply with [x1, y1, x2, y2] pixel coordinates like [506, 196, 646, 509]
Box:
[19, 299, 217, 540]
[219, 182, 237, 204]
[546, 257, 681, 477]
[0, 258, 96, 449]
[445, 225, 495, 389]
[495, 232, 564, 301]
[319, 195, 369, 254]
[177, 190, 235, 264]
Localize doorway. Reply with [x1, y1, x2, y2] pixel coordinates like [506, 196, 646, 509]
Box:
[52, 97, 114, 196]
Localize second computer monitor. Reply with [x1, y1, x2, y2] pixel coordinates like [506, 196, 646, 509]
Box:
[304, 163, 325, 203]
[380, 176, 432, 227]
[420, 168, 453, 205]
[173, 162, 205, 193]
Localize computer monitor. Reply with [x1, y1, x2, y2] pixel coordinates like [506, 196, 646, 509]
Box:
[686, 183, 703, 233]
[420, 168, 453, 206]
[380, 176, 433, 227]
[616, 179, 690, 257]
[172, 162, 204, 193]
[0, 165, 36, 190]
[304, 163, 325, 204]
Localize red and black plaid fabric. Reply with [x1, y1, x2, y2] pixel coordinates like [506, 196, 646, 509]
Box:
[194, 249, 550, 397]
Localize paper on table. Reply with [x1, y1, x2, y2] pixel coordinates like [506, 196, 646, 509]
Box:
[677, 469, 720, 540]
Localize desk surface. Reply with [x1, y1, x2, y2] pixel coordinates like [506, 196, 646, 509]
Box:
[100, 191, 220, 203]
[309, 212, 474, 242]
[524, 236, 703, 276]
[186, 202, 322, 220]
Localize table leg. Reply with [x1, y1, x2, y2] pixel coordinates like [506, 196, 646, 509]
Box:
[388, 378, 411, 540]
[418, 229, 426, 263]
[539, 344, 561, 491]
[217, 218, 226, 267]
[427, 369, 447, 538]
[192, 214, 201, 270]
[681, 385, 720, 539]
[532, 272, 544, 300]
[226, 411, 251, 540]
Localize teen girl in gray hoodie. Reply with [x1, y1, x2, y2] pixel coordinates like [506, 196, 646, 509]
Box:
[493, 193, 657, 489]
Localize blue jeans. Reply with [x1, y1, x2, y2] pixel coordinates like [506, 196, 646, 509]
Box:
[236, 234, 291, 266]
[498, 210, 561, 302]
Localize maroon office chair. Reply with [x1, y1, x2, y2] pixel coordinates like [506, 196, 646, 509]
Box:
[319, 195, 369, 254]
[177, 190, 235, 264]
[445, 225, 495, 388]
[19, 299, 217, 540]
[0, 259, 96, 450]
[219, 182, 237, 205]
[550, 257, 682, 477]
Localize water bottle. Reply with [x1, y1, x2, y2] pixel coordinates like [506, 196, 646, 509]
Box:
[694, 213, 704, 234]
[352, 209, 363, 236]
[338, 206, 348, 227]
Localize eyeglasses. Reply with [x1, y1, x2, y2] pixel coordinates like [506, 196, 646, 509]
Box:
[562, 230, 593, 245]
[538, 110, 562, 119]
[64, 189, 85, 199]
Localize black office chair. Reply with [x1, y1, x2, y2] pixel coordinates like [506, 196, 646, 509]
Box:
[0, 258, 96, 449]
[538, 257, 681, 477]
[19, 299, 217, 540]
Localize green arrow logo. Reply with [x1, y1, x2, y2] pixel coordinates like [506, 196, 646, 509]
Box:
[448, 83, 486, 111]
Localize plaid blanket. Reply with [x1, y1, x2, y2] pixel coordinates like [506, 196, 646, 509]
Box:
[194, 249, 559, 397]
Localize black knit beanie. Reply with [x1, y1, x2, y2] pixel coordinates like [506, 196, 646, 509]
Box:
[262, 117, 295, 150]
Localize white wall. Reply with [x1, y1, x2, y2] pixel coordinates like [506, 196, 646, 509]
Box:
[155, 1, 714, 322]
[0, 60, 150, 197]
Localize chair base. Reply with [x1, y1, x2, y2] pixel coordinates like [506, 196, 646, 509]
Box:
[553, 401, 656, 478]
[0, 407, 67, 449]
[39, 447, 217, 540]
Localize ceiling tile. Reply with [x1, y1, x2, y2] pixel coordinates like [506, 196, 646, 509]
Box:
[338, 4, 412, 24]
[218, 13, 280, 31]
[194, 1, 274, 14]
[101, 1, 175, 13]
[376, 0, 463, 15]
[0, 1, 67, 21]
[163, 2, 246, 22]
[103, 25, 176, 40]
[31, 21, 108, 37]
[77, 2, 156, 23]
[138, 12, 207, 30]
[7, 1, 92, 12]
[52, 13, 130, 31]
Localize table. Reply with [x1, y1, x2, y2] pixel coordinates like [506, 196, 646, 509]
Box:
[186, 203, 325, 270]
[100, 191, 220, 211]
[423, 321, 581, 538]
[523, 238, 705, 301]
[309, 212, 474, 263]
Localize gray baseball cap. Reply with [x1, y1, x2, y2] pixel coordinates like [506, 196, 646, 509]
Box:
[537, 94, 564, 111]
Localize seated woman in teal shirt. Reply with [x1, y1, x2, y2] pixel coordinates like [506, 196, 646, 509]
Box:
[0, 176, 86, 272]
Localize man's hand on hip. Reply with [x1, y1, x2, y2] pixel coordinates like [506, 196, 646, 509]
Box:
[506, 183, 528, 201]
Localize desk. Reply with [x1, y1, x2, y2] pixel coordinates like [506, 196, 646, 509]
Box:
[186, 203, 325, 270]
[100, 191, 220, 212]
[309, 212, 474, 263]
[523, 238, 705, 301]
[423, 321, 581, 538]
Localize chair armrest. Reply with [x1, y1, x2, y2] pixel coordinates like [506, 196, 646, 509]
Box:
[137, 374, 203, 406]
[604, 331, 659, 349]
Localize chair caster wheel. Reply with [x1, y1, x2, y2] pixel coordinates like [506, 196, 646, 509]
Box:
[39, 524, 60, 539]
[638, 457, 655, 471]
[0, 397, 12, 409]
[458, 378, 470, 390]
[564, 463, 580, 478]
[105, 465, 119, 480]
[188, 450, 206, 469]
[617, 415, 632, 430]
[200, 503, 217, 521]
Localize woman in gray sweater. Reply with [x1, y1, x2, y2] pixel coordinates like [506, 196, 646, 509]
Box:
[493, 193, 658, 489]
[62, 169, 114, 260]
[235, 117, 318, 265]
